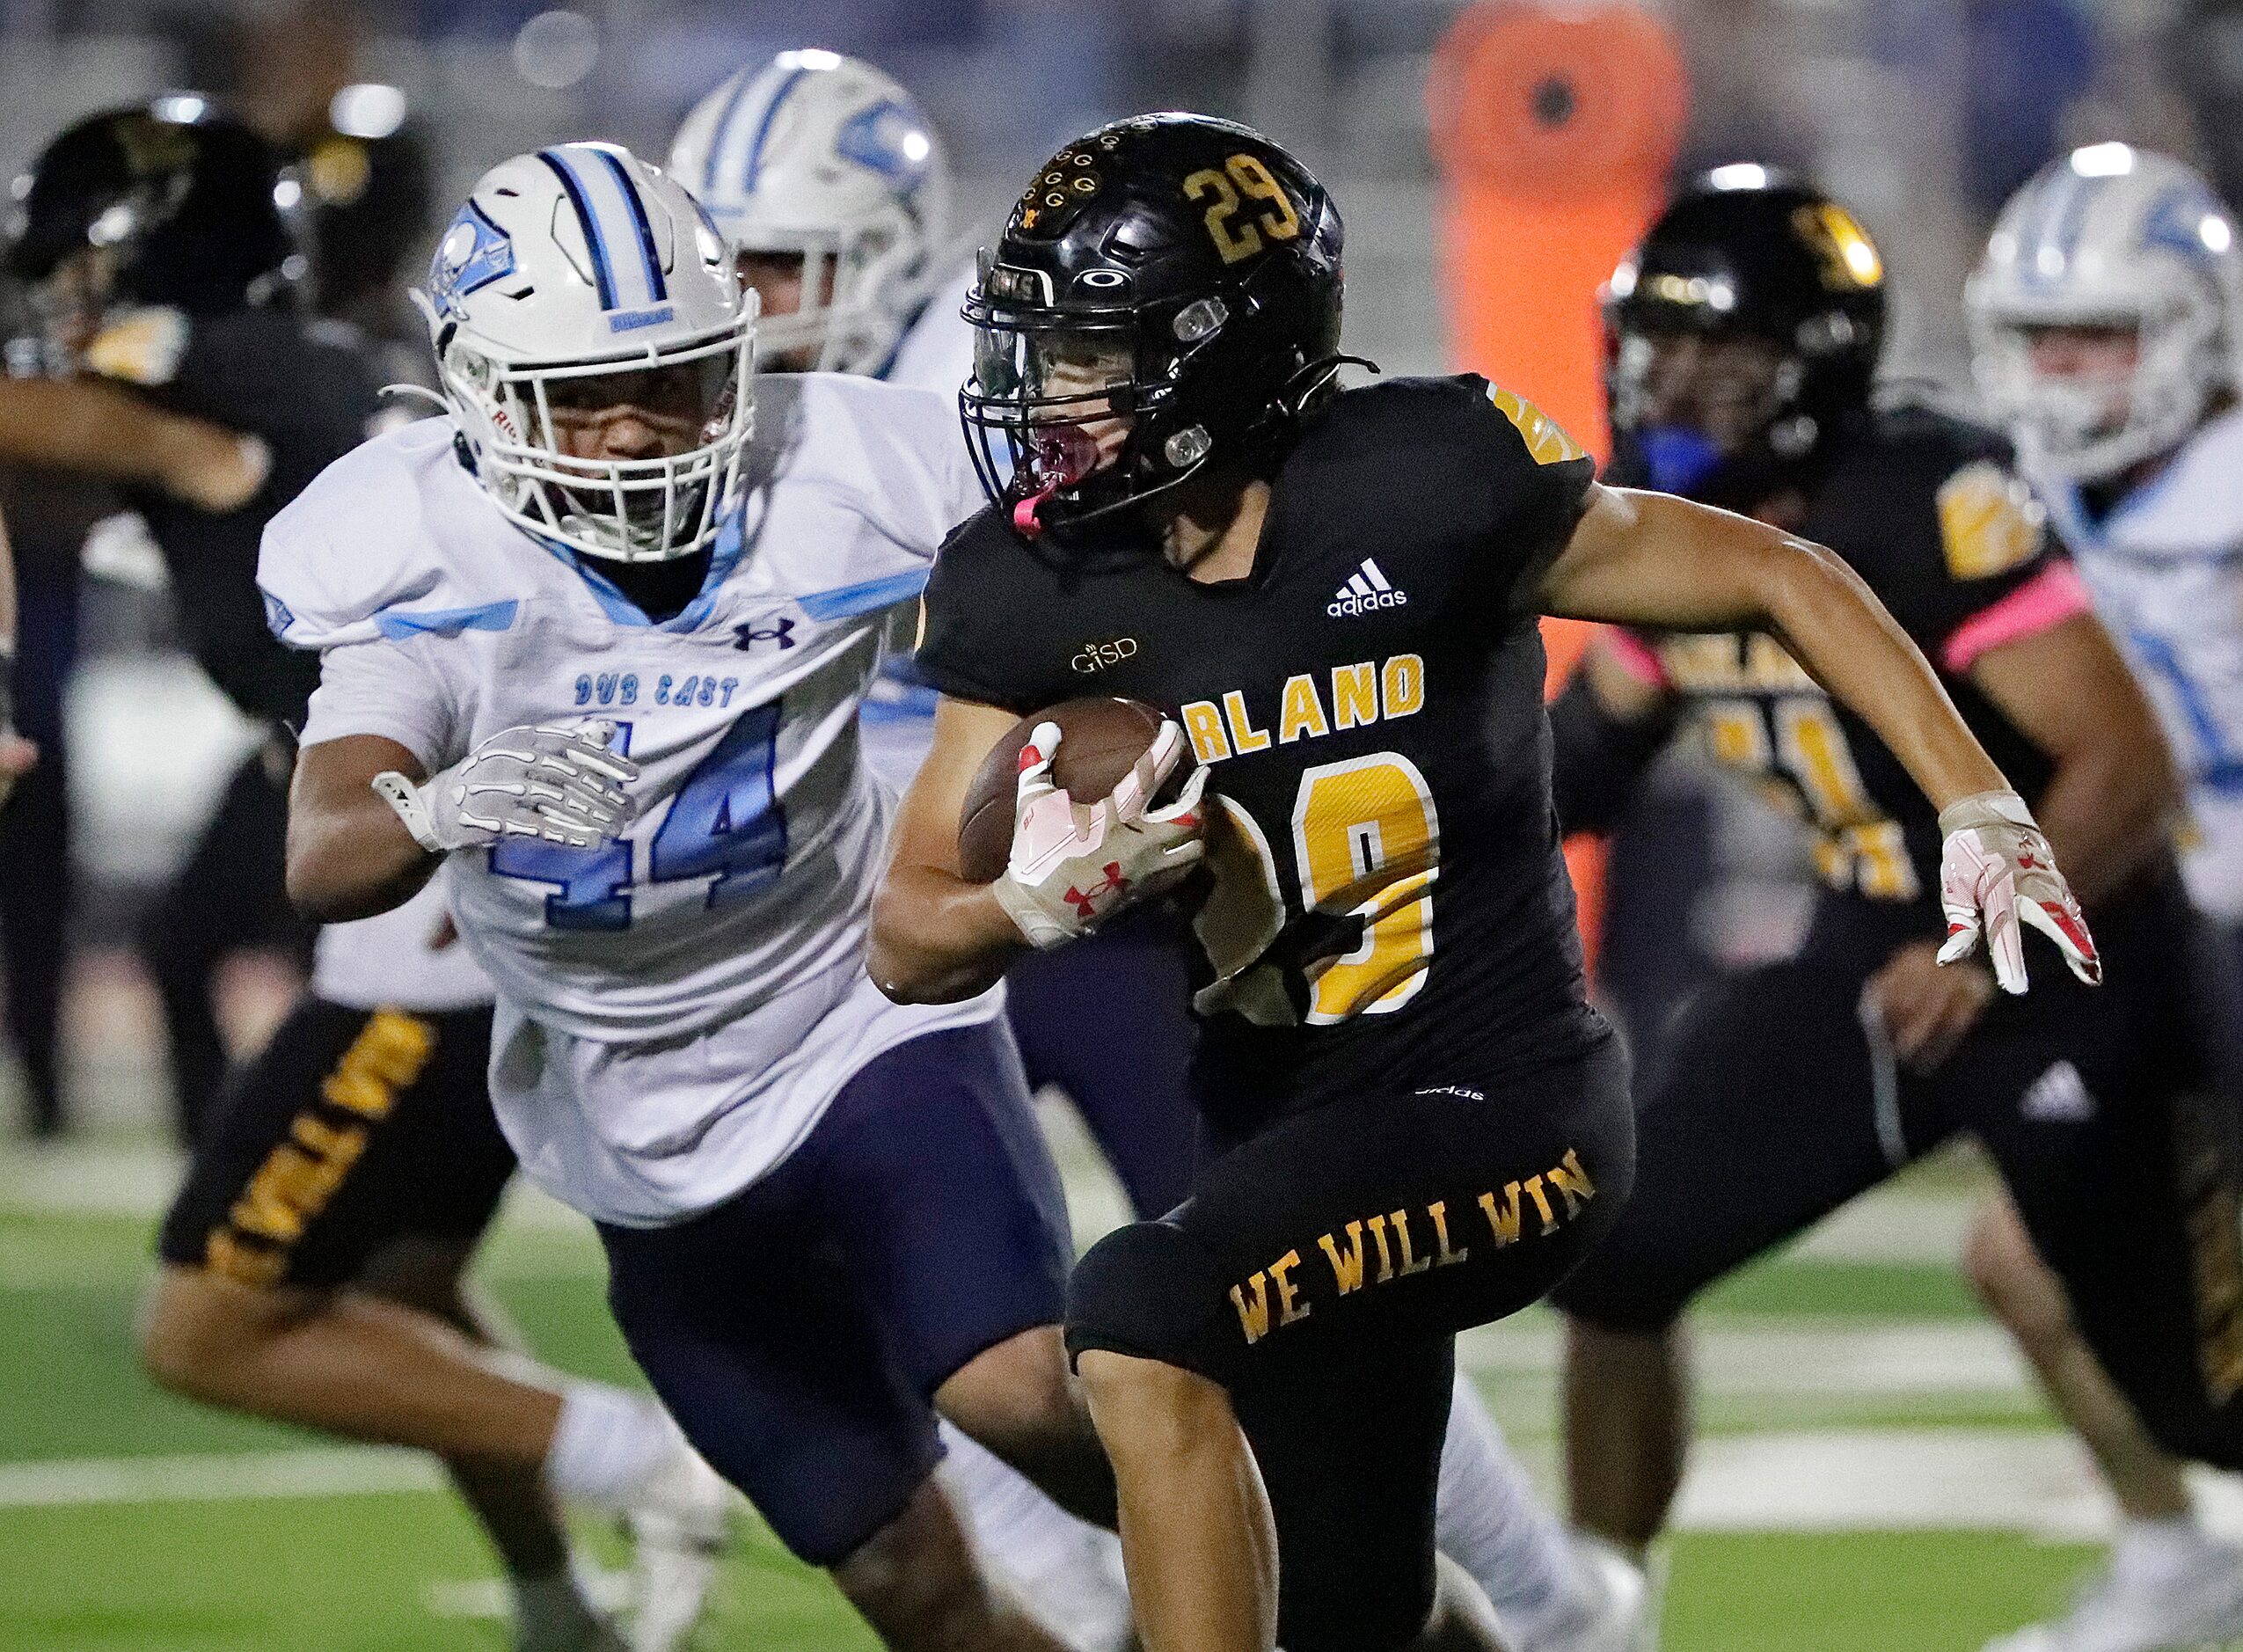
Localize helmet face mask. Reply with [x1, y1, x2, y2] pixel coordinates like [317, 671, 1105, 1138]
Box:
[961, 114, 1345, 543]
[425, 143, 756, 565]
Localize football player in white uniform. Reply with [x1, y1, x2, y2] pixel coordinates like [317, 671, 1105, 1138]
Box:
[0, 106, 713, 1652]
[1969, 143, 2243, 1652]
[670, 51, 1642, 1652]
[264, 143, 1114, 1652]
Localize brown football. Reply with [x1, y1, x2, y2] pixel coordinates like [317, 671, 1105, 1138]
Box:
[956, 696, 1187, 883]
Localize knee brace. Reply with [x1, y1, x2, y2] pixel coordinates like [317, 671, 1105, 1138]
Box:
[1064, 1219, 1237, 1384]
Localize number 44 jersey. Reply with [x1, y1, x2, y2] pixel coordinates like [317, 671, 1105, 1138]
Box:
[260, 373, 984, 1049]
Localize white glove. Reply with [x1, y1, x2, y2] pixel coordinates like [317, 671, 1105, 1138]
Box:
[374, 720, 639, 853]
[993, 719, 1209, 949]
[1935, 789, 2101, 994]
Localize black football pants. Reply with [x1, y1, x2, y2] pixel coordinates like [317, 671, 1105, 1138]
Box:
[1553, 903, 2243, 1470]
[1066, 1040, 1634, 1652]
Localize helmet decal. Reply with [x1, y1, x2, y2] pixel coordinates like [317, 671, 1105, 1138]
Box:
[428, 201, 515, 322]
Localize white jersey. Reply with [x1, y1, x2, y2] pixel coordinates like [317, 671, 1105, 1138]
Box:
[260, 375, 1001, 1222]
[883, 262, 978, 399]
[312, 871, 493, 1012]
[862, 262, 979, 793]
[2028, 406, 2243, 919]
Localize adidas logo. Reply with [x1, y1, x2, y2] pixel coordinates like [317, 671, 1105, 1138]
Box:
[1328, 558, 1409, 618]
[2020, 1059, 2095, 1122]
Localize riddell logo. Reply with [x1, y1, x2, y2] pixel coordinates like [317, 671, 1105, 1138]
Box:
[1328, 558, 1408, 618]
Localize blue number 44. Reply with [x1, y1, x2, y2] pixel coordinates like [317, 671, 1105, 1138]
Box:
[489, 705, 787, 930]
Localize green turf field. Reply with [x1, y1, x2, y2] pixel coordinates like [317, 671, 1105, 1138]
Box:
[0, 1138, 2125, 1651]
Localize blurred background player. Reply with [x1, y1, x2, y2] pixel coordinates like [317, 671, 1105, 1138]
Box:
[268, 141, 1136, 1652]
[6, 101, 341, 1142]
[1966, 143, 2243, 1652]
[1546, 170, 2243, 1651]
[0, 361, 274, 1136]
[674, 50, 1645, 1652]
[7, 100, 727, 1652]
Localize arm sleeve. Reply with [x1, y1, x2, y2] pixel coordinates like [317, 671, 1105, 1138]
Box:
[297, 639, 457, 772]
[1548, 665, 1677, 836]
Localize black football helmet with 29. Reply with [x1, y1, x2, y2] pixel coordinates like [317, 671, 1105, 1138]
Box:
[960, 113, 1347, 540]
[1604, 166, 1886, 509]
[9, 101, 305, 362]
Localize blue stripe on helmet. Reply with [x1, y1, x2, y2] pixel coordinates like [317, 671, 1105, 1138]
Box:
[703, 69, 758, 198]
[594, 147, 669, 302]
[537, 148, 618, 311]
[742, 63, 812, 196]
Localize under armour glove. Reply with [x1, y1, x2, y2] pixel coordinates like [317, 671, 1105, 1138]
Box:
[1935, 789, 2101, 994]
[993, 719, 1209, 950]
[374, 720, 639, 854]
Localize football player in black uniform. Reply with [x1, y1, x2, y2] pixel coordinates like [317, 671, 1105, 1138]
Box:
[869, 116, 2098, 1652]
[1540, 173, 2243, 1626]
[6, 104, 725, 1651]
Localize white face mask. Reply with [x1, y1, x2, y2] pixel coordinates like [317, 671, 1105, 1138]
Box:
[1974, 299, 2220, 483]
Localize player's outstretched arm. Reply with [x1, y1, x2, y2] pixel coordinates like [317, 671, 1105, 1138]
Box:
[0, 378, 269, 512]
[286, 735, 443, 923]
[869, 696, 1043, 1004]
[1538, 484, 2099, 990]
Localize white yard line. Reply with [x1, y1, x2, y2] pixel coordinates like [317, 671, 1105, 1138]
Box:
[15, 1429, 2237, 1546]
[0, 1446, 442, 1509]
[1459, 1314, 2033, 1396]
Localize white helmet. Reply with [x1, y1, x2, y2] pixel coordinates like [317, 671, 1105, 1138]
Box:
[1968, 143, 2243, 482]
[669, 49, 947, 374]
[420, 142, 755, 563]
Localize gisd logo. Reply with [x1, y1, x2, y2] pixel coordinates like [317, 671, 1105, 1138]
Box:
[1072, 637, 1139, 674]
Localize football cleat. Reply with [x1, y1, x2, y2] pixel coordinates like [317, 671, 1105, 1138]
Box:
[1522, 1533, 1655, 1652]
[1983, 1534, 2243, 1652]
[623, 1443, 736, 1652]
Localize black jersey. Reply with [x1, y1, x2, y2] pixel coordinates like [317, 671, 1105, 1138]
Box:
[102, 307, 384, 727]
[1606, 406, 2070, 954]
[917, 375, 1611, 1137]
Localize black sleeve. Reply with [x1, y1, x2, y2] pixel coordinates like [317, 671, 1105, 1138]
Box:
[911, 509, 1056, 713]
[1548, 664, 1676, 835]
[1460, 377, 1597, 623]
[1819, 417, 2057, 662]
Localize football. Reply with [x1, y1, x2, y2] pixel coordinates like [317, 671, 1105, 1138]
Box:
[956, 696, 1187, 882]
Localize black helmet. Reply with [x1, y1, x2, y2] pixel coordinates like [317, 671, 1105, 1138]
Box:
[961, 113, 1346, 540]
[9, 100, 304, 350]
[1604, 166, 1886, 507]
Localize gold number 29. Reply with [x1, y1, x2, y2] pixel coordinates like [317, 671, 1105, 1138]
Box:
[1182, 153, 1304, 266]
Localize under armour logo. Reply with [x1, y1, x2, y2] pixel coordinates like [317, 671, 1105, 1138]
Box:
[1064, 863, 1127, 919]
[733, 616, 797, 652]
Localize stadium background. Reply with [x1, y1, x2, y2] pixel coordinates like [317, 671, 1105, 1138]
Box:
[1, 1, 2236, 1647]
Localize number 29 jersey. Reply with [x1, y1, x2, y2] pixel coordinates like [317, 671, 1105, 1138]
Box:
[259, 373, 983, 1043]
[916, 375, 1611, 1139]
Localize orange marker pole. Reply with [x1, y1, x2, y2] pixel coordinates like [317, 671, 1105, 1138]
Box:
[1427, 2, 1687, 971]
